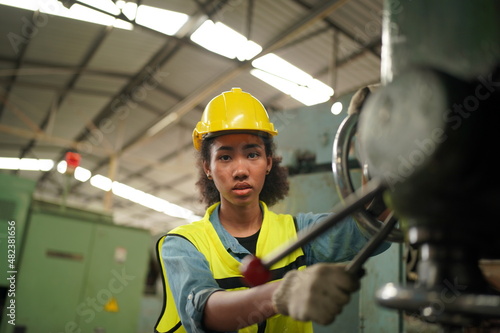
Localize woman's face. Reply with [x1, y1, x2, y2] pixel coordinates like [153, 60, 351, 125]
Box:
[204, 133, 272, 208]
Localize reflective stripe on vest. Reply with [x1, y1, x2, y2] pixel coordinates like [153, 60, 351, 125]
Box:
[155, 202, 311, 333]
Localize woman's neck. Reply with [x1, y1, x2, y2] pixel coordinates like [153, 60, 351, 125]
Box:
[218, 201, 263, 237]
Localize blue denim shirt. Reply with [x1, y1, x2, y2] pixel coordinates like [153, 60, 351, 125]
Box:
[160, 204, 390, 332]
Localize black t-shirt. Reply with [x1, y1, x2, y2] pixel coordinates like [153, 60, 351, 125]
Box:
[235, 229, 261, 255]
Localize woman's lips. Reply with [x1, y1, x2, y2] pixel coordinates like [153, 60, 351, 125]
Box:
[233, 183, 252, 195]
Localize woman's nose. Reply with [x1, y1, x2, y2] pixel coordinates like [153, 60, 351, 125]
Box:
[232, 158, 249, 179]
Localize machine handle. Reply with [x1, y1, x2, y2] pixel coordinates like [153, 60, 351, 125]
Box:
[240, 179, 387, 287]
[345, 211, 398, 275]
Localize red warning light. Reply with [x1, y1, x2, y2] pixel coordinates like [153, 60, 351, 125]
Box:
[65, 152, 81, 174]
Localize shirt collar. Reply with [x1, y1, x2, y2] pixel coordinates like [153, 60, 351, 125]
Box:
[209, 203, 266, 255]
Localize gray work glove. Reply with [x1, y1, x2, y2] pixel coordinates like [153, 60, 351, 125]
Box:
[272, 263, 360, 325]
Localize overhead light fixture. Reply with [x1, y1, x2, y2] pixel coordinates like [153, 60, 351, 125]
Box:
[90, 174, 113, 191]
[57, 161, 91, 181]
[115, 0, 137, 21]
[57, 160, 68, 173]
[250, 68, 297, 96]
[74, 166, 92, 182]
[253, 53, 312, 85]
[190, 20, 262, 61]
[331, 101, 343, 115]
[0, 157, 54, 171]
[250, 69, 333, 106]
[73, 0, 119, 15]
[111, 180, 199, 220]
[87, 174, 199, 220]
[135, 5, 188, 36]
[0, 0, 133, 30]
[134, 192, 196, 220]
[56, 1, 132, 29]
[112, 181, 142, 201]
[0, 156, 198, 220]
[0, 0, 37, 11]
[251, 53, 334, 106]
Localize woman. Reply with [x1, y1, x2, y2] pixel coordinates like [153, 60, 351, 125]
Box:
[155, 87, 389, 333]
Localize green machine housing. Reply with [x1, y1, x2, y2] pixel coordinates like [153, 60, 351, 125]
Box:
[0, 172, 151, 333]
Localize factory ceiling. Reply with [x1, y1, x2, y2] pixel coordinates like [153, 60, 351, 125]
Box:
[0, 0, 383, 236]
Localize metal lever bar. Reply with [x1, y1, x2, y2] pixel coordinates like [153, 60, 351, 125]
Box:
[345, 211, 397, 275]
[240, 179, 387, 286]
[263, 178, 386, 269]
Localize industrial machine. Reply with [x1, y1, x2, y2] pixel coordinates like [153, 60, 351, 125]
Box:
[265, 1, 500, 332]
[269, 93, 405, 332]
[333, 0, 500, 332]
[0, 172, 151, 333]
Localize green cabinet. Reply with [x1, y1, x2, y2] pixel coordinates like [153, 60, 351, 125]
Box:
[0, 173, 36, 288]
[79, 224, 150, 332]
[1, 199, 150, 333]
[14, 211, 94, 332]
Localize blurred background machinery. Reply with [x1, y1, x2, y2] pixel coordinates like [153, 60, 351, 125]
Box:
[0, 172, 151, 333]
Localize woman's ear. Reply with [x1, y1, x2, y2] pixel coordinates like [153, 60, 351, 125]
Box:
[203, 160, 210, 176]
[267, 156, 273, 172]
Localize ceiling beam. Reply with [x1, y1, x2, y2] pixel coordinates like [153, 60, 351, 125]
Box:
[293, 0, 380, 59]
[47, 1, 236, 196]
[35, 0, 352, 210]
[0, 57, 132, 80]
[64, 0, 352, 206]
[0, 10, 39, 120]
[34, 0, 218, 187]
[18, 25, 114, 161]
[117, 0, 352, 158]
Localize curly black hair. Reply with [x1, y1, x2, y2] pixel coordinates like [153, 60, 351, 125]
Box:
[195, 134, 290, 208]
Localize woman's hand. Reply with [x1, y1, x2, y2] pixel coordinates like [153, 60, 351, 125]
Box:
[272, 263, 360, 325]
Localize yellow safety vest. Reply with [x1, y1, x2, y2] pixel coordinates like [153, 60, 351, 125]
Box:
[155, 202, 311, 333]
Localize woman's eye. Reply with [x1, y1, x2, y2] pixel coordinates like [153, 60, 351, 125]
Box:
[248, 152, 260, 159]
[219, 155, 231, 161]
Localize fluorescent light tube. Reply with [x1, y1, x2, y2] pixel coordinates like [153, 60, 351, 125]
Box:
[74, 166, 92, 182]
[136, 5, 188, 36]
[0, 157, 54, 171]
[90, 174, 112, 191]
[191, 20, 262, 60]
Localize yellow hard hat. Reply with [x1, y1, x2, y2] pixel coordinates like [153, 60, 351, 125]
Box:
[192, 87, 278, 150]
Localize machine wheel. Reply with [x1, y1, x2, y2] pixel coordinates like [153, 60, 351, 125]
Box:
[332, 112, 404, 243]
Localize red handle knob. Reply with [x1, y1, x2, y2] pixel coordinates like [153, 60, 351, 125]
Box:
[239, 255, 271, 287]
